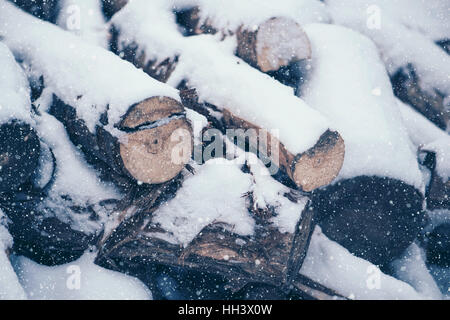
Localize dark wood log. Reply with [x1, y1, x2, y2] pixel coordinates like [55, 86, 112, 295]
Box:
[49, 95, 193, 187]
[0, 192, 103, 266]
[310, 176, 426, 267]
[420, 150, 450, 210]
[175, 7, 312, 73]
[0, 122, 40, 193]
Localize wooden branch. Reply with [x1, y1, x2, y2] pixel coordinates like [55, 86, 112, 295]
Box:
[8, 0, 59, 22]
[176, 7, 312, 73]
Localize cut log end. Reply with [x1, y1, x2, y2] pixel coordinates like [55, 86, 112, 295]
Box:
[237, 17, 312, 73]
[0, 122, 40, 193]
[119, 107, 193, 184]
[292, 131, 345, 192]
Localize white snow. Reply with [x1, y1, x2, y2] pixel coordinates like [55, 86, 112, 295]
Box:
[391, 242, 442, 300]
[0, 210, 27, 300]
[324, 0, 450, 98]
[113, 0, 331, 155]
[0, 42, 33, 125]
[300, 23, 423, 190]
[149, 159, 255, 246]
[11, 252, 152, 300]
[0, 0, 179, 135]
[397, 99, 450, 181]
[56, 0, 108, 48]
[300, 227, 429, 300]
[172, 0, 330, 31]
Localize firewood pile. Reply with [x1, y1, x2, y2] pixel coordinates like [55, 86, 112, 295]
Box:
[0, 0, 448, 300]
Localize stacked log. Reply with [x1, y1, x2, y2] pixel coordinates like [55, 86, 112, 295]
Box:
[111, 0, 345, 192]
[325, 0, 450, 132]
[0, 43, 40, 194]
[0, 1, 193, 188]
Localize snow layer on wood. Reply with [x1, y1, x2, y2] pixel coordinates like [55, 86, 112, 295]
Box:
[149, 159, 255, 246]
[245, 153, 307, 234]
[301, 23, 423, 189]
[300, 227, 429, 300]
[33, 109, 121, 233]
[324, 0, 450, 97]
[0, 210, 27, 299]
[113, 1, 331, 155]
[12, 252, 152, 300]
[391, 242, 442, 299]
[326, 0, 450, 41]
[56, 0, 108, 48]
[397, 99, 450, 181]
[0, 42, 33, 125]
[0, 0, 179, 134]
[173, 0, 330, 31]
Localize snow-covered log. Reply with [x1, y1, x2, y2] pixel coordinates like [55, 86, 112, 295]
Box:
[325, 0, 450, 131]
[0, 43, 40, 193]
[397, 99, 450, 210]
[0, 0, 193, 187]
[8, 0, 59, 22]
[110, 1, 345, 192]
[97, 159, 344, 300]
[101, 0, 128, 20]
[56, 0, 108, 48]
[300, 24, 426, 266]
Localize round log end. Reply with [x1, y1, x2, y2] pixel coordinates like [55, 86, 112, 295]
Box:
[256, 17, 312, 73]
[292, 130, 345, 192]
[119, 118, 193, 184]
[0, 121, 40, 193]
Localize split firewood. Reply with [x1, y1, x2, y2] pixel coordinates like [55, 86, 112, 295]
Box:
[96, 159, 345, 300]
[0, 43, 40, 193]
[325, 0, 450, 131]
[101, 0, 128, 19]
[397, 99, 450, 210]
[8, 0, 59, 22]
[299, 24, 427, 266]
[110, 2, 345, 192]
[0, 1, 193, 187]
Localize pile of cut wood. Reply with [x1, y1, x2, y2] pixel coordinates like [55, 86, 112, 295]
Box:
[0, 0, 448, 299]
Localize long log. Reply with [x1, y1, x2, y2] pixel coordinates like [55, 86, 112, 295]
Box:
[110, 4, 345, 192]
[325, 0, 450, 131]
[0, 43, 40, 193]
[0, 1, 193, 187]
[175, 6, 312, 73]
[397, 99, 450, 210]
[299, 24, 426, 266]
[8, 0, 59, 22]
